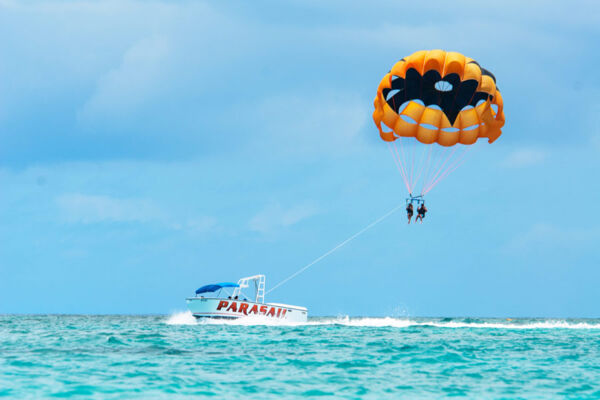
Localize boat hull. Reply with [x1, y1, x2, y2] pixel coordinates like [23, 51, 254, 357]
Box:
[186, 297, 307, 323]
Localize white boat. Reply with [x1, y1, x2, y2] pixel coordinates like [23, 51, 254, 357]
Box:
[186, 275, 308, 323]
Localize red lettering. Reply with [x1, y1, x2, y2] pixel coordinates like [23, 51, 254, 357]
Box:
[226, 302, 238, 312]
[281, 309, 287, 318]
[238, 302, 249, 315]
[266, 307, 276, 317]
[276, 308, 282, 317]
[217, 300, 229, 310]
[259, 305, 267, 315]
[249, 304, 259, 314]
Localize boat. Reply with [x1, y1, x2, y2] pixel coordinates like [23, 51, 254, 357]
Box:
[186, 275, 308, 323]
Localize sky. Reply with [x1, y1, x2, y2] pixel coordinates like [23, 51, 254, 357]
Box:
[1, 0, 599, 317]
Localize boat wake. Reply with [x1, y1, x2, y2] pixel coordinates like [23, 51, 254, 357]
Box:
[308, 316, 600, 330]
[165, 312, 600, 329]
[165, 311, 198, 325]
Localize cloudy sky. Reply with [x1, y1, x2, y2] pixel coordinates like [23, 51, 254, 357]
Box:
[1, 0, 599, 316]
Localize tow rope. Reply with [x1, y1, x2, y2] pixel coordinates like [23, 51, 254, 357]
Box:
[266, 202, 404, 295]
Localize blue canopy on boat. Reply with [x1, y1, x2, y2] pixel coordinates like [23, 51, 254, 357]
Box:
[195, 282, 239, 295]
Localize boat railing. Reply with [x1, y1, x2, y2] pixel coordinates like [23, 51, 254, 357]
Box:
[233, 275, 266, 304]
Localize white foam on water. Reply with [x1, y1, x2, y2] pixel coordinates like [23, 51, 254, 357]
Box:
[306, 316, 413, 328]
[419, 320, 600, 330]
[165, 311, 197, 325]
[164, 312, 600, 330]
[306, 317, 600, 330]
[200, 314, 306, 327]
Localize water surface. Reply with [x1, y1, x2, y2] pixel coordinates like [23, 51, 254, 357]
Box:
[1, 314, 599, 398]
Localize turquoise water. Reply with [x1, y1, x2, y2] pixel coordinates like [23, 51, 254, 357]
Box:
[1, 314, 600, 399]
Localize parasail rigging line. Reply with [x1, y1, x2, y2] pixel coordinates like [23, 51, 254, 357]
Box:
[388, 143, 410, 193]
[397, 138, 411, 192]
[412, 144, 430, 193]
[423, 146, 472, 194]
[418, 145, 434, 195]
[421, 144, 445, 195]
[423, 146, 457, 192]
[266, 202, 404, 295]
[392, 140, 412, 193]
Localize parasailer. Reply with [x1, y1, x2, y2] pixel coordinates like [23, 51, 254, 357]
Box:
[415, 203, 427, 223]
[406, 203, 414, 224]
[373, 50, 505, 217]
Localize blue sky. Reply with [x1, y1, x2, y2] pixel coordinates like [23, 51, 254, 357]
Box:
[1, 0, 599, 317]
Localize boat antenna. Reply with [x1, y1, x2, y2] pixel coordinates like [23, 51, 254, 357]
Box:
[266, 202, 404, 295]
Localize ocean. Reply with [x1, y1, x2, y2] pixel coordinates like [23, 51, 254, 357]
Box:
[1, 314, 599, 399]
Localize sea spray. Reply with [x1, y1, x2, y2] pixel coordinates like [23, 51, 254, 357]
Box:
[165, 310, 197, 325]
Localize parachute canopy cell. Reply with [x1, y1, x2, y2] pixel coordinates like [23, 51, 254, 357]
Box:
[373, 50, 505, 147]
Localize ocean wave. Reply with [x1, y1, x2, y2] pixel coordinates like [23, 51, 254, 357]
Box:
[164, 312, 600, 329]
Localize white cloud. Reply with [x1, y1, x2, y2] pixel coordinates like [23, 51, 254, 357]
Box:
[55, 193, 217, 234]
[79, 36, 170, 121]
[505, 222, 600, 253]
[249, 202, 319, 234]
[501, 148, 547, 168]
[170, 216, 218, 233]
[56, 193, 164, 224]
[3, 0, 596, 165]
[249, 91, 368, 156]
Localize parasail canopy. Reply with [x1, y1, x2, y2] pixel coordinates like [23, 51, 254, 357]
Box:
[373, 50, 505, 196]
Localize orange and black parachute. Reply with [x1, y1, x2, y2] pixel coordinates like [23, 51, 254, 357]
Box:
[373, 50, 505, 147]
[373, 50, 506, 197]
